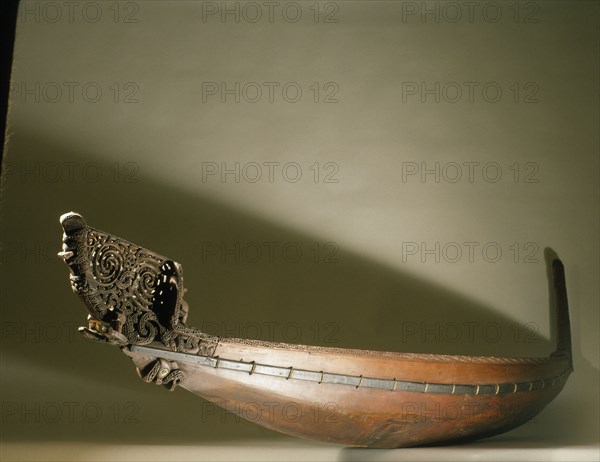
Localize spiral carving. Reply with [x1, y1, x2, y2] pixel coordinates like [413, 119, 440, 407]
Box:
[93, 242, 124, 286]
[130, 311, 160, 345]
[136, 264, 159, 304]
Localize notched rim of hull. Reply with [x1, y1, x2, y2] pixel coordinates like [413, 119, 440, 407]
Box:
[127, 344, 571, 396]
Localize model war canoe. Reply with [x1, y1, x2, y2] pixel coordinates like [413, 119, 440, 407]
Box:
[58, 212, 573, 448]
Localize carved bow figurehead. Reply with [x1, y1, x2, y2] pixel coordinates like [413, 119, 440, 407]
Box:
[58, 212, 208, 353]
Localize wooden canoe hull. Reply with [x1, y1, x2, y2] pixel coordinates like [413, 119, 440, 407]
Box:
[58, 212, 574, 448]
[125, 341, 570, 448]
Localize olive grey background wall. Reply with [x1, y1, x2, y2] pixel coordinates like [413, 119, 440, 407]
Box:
[1, 0, 598, 457]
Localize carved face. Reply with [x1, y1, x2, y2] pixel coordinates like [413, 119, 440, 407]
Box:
[59, 212, 184, 345]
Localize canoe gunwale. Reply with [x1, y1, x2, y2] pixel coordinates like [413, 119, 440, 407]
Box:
[126, 344, 571, 396]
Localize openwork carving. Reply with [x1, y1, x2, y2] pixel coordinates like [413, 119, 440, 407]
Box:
[59, 212, 218, 356]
